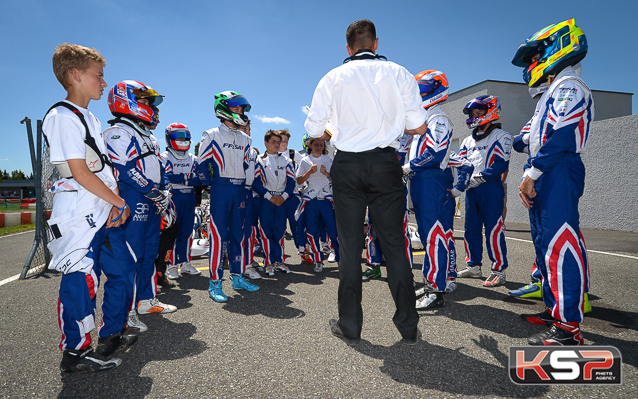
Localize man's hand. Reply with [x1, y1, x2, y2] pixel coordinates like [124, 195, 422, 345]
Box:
[518, 175, 536, 210]
[270, 196, 285, 206]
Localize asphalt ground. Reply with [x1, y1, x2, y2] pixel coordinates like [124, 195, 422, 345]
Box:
[0, 219, 637, 398]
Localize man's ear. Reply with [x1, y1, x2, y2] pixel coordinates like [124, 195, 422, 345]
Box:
[346, 44, 354, 56]
[373, 38, 378, 52]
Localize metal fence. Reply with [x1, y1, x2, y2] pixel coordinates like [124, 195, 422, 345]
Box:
[19, 117, 58, 279]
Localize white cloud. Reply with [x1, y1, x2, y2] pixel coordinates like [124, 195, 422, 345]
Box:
[253, 115, 291, 124]
[0, 158, 9, 161]
[301, 105, 310, 115]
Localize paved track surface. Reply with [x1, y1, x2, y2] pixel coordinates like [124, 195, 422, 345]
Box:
[0, 220, 636, 398]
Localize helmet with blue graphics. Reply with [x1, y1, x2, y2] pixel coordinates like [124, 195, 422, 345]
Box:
[415, 70, 449, 109]
[463, 95, 501, 129]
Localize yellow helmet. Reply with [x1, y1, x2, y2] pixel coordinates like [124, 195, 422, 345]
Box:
[512, 19, 587, 87]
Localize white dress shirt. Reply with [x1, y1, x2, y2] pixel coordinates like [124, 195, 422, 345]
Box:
[304, 52, 427, 152]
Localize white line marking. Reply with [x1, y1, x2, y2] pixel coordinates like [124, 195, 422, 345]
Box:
[0, 274, 20, 287]
[410, 224, 638, 260]
[0, 230, 35, 239]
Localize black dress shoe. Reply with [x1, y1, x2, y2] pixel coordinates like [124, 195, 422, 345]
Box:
[329, 319, 360, 345]
[400, 328, 422, 346]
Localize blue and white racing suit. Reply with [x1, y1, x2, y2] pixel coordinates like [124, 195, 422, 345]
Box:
[459, 123, 512, 272]
[253, 153, 295, 265]
[242, 147, 260, 267]
[197, 123, 251, 280]
[405, 105, 472, 290]
[522, 66, 593, 323]
[105, 117, 166, 306]
[161, 150, 202, 266]
[367, 133, 414, 267]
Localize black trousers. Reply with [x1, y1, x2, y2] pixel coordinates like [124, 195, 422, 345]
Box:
[331, 147, 419, 339]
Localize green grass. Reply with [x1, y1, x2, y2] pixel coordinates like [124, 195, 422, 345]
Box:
[0, 203, 31, 213]
[0, 223, 36, 237]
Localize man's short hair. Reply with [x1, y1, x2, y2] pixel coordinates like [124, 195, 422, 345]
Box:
[264, 130, 281, 143]
[346, 20, 376, 51]
[277, 129, 291, 139]
[52, 43, 106, 89]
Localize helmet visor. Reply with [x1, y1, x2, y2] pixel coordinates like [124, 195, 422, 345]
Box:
[417, 79, 441, 97]
[228, 95, 251, 113]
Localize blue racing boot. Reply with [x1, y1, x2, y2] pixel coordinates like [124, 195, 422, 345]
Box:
[231, 274, 259, 292]
[208, 280, 228, 302]
[508, 282, 542, 298]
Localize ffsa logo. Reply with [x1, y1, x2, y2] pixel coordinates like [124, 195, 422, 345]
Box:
[509, 346, 622, 385]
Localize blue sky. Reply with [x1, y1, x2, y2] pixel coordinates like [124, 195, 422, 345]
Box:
[1, 0, 635, 175]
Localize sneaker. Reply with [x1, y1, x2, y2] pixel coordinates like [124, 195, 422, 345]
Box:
[457, 266, 482, 278]
[508, 282, 542, 298]
[416, 292, 444, 310]
[483, 271, 506, 287]
[275, 262, 291, 273]
[362, 265, 381, 281]
[321, 243, 331, 254]
[400, 328, 422, 346]
[327, 251, 337, 263]
[137, 297, 177, 314]
[251, 260, 263, 272]
[244, 266, 261, 280]
[60, 348, 121, 374]
[208, 280, 227, 302]
[180, 262, 201, 275]
[528, 322, 584, 346]
[127, 310, 148, 333]
[445, 278, 457, 293]
[166, 265, 180, 280]
[156, 271, 175, 288]
[415, 285, 428, 298]
[314, 262, 324, 273]
[521, 309, 557, 326]
[265, 265, 275, 276]
[231, 274, 259, 292]
[96, 331, 138, 357]
[299, 250, 314, 265]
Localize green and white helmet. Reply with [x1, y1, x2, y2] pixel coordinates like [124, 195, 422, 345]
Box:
[214, 91, 251, 126]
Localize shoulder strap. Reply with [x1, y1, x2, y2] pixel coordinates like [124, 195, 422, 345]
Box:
[289, 149, 296, 169]
[43, 101, 112, 169]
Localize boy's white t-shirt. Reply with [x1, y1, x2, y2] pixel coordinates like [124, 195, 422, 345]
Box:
[42, 100, 116, 274]
[45, 100, 117, 191]
[296, 153, 332, 199]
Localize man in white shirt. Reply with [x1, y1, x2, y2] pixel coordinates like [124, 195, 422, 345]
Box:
[304, 19, 427, 345]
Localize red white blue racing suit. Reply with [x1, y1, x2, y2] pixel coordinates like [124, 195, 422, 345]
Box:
[243, 147, 260, 267]
[522, 66, 593, 323]
[197, 123, 251, 280]
[161, 151, 202, 265]
[459, 124, 512, 273]
[404, 105, 473, 290]
[44, 103, 135, 350]
[367, 133, 414, 267]
[253, 153, 296, 265]
[105, 118, 166, 306]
